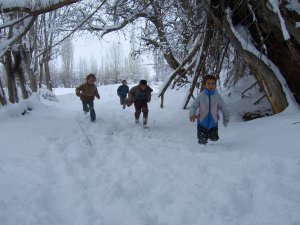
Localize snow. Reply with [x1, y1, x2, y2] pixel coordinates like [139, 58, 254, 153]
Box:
[286, 0, 300, 16]
[1, 83, 300, 225]
[0, 16, 34, 58]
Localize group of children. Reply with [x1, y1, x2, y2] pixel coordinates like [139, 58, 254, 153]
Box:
[75, 74, 229, 145]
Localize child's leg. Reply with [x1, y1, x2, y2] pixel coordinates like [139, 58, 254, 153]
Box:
[197, 126, 209, 144]
[88, 101, 96, 121]
[120, 96, 124, 105]
[141, 103, 149, 125]
[134, 101, 142, 122]
[209, 127, 219, 141]
[82, 101, 89, 112]
[121, 96, 126, 108]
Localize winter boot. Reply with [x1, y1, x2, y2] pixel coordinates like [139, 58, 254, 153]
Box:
[143, 117, 149, 128]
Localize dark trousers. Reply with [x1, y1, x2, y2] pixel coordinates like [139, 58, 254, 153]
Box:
[197, 126, 219, 144]
[119, 96, 126, 105]
[134, 101, 148, 121]
[82, 100, 96, 121]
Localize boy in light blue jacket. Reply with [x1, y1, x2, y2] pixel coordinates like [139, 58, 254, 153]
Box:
[189, 75, 230, 145]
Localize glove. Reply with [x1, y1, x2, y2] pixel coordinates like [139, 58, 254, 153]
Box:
[223, 119, 229, 128]
[190, 115, 197, 122]
[76, 93, 81, 97]
[126, 99, 133, 107]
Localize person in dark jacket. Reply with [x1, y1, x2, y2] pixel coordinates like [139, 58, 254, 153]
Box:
[189, 75, 230, 144]
[76, 73, 100, 122]
[117, 80, 129, 109]
[127, 80, 153, 127]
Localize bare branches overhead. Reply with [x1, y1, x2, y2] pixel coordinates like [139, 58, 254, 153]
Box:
[0, 0, 80, 15]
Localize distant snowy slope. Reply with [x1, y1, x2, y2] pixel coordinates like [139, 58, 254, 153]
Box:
[0, 83, 300, 225]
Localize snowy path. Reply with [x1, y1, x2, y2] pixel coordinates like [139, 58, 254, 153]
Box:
[1, 85, 300, 225]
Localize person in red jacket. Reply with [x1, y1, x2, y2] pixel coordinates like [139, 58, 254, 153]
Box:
[127, 80, 153, 127]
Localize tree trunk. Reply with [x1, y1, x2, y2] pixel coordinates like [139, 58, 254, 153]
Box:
[0, 77, 7, 105]
[39, 62, 43, 88]
[212, 12, 288, 113]
[251, 0, 300, 106]
[13, 50, 29, 99]
[150, 1, 181, 70]
[44, 60, 52, 91]
[21, 46, 37, 92]
[3, 51, 19, 103]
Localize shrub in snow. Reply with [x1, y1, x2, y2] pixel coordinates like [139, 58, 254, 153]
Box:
[0, 93, 39, 118]
[39, 85, 58, 101]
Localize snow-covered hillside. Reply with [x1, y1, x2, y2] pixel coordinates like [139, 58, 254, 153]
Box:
[0, 82, 300, 225]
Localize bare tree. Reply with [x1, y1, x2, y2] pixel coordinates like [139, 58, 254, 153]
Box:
[77, 57, 89, 77]
[60, 37, 74, 87]
[108, 41, 123, 83]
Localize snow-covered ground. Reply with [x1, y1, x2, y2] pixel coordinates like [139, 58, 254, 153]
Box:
[0, 82, 300, 225]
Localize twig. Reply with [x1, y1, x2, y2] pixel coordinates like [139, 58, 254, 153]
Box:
[242, 82, 258, 98]
[253, 95, 266, 105]
[76, 119, 92, 146]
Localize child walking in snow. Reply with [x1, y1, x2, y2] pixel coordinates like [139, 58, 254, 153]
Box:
[189, 75, 230, 145]
[117, 80, 129, 109]
[76, 73, 100, 122]
[127, 80, 153, 127]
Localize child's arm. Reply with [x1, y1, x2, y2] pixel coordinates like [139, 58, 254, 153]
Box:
[117, 86, 121, 96]
[75, 84, 83, 97]
[95, 87, 100, 99]
[126, 87, 135, 106]
[189, 95, 201, 122]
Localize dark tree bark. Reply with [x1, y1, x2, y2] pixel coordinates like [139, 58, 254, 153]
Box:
[209, 0, 299, 112]
[0, 78, 7, 106]
[20, 46, 38, 92]
[3, 51, 19, 103]
[44, 61, 53, 91]
[13, 50, 29, 100]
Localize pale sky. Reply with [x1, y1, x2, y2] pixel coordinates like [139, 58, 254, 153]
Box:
[73, 32, 131, 64]
[73, 32, 155, 77]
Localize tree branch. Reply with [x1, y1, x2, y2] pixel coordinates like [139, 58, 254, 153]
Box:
[0, 0, 80, 15]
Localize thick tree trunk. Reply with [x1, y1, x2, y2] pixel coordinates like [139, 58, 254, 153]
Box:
[0, 78, 7, 105]
[44, 60, 52, 91]
[39, 62, 43, 89]
[209, 0, 291, 113]
[3, 51, 19, 103]
[21, 46, 37, 92]
[250, 0, 300, 105]
[220, 15, 288, 112]
[13, 51, 29, 99]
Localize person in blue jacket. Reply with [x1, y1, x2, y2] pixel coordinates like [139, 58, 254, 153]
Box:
[117, 80, 129, 109]
[189, 75, 230, 145]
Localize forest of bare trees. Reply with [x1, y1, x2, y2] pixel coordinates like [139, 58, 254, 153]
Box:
[0, 0, 299, 114]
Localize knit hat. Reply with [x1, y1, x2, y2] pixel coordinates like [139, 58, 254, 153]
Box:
[140, 80, 147, 85]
